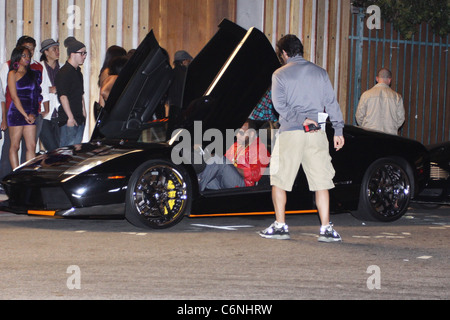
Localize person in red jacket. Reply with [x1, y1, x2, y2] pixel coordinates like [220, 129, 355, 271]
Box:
[198, 120, 270, 191]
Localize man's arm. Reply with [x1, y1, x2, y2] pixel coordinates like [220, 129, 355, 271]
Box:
[60, 95, 77, 127]
[0, 78, 5, 130]
[271, 73, 289, 119]
[322, 74, 344, 137]
[0, 62, 8, 95]
[82, 95, 86, 119]
[396, 96, 405, 129]
[41, 101, 50, 118]
[322, 73, 345, 151]
[1, 101, 6, 131]
[355, 95, 367, 126]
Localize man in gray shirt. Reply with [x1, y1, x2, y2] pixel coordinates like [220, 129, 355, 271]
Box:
[259, 35, 345, 242]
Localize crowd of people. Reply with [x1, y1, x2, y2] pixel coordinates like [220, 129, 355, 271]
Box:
[0, 34, 196, 195]
[0, 32, 406, 243]
[0, 35, 88, 192]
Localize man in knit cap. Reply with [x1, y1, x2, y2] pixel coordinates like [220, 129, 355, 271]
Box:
[55, 37, 87, 147]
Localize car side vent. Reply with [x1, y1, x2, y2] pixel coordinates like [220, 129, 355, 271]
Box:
[430, 163, 449, 180]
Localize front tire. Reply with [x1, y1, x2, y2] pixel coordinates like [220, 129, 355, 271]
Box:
[352, 158, 412, 222]
[125, 160, 192, 229]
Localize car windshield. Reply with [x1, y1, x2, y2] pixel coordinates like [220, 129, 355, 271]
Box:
[138, 117, 170, 143]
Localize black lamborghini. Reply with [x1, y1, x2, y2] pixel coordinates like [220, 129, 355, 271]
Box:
[0, 20, 430, 229]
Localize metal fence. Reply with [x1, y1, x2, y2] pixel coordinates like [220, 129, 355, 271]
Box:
[347, 10, 450, 145]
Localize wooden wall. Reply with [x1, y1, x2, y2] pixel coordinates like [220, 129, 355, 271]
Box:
[262, 0, 351, 119]
[1, 0, 447, 148]
[0, 0, 236, 140]
[0, 0, 353, 139]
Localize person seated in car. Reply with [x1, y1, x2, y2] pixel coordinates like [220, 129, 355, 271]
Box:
[198, 119, 270, 191]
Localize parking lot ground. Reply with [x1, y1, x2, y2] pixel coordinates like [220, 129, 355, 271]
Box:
[0, 197, 448, 300]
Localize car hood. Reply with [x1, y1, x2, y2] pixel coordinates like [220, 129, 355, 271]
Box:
[8, 142, 145, 180]
[93, 19, 280, 143]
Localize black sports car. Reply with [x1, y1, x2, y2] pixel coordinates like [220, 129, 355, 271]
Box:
[0, 20, 430, 229]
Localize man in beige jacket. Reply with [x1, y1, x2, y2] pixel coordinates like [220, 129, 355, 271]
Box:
[356, 68, 405, 135]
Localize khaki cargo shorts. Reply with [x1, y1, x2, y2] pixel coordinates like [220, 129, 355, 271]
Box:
[270, 130, 335, 192]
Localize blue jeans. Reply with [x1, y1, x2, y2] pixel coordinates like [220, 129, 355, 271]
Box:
[40, 118, 60, 151]
[198, 156, 245, 191]
[60, 124, 85, 147]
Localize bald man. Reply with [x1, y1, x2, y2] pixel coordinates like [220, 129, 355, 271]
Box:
[356, 68, 405, 135]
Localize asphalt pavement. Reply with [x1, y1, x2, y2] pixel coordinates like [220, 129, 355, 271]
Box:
[0, 193, 448, 300]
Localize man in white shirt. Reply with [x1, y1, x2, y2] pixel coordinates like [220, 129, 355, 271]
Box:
[355, 68, 405, 135]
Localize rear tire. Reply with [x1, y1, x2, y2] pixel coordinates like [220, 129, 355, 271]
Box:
[125, 160, 192, 229]
[352, 158, 412, 222]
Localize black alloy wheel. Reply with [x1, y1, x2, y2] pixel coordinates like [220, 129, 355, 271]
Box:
[353, 158, 412, 222]
[125, 160, 192, 229]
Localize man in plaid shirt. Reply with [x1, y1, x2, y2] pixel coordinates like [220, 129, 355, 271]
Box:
[249, 89, 278, 122]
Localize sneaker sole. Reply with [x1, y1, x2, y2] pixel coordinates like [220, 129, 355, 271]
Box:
[259, 232, 291, 240]
[318, 236, 342, 243]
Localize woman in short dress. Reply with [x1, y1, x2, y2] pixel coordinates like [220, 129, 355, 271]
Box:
[6, 46, 42, 169]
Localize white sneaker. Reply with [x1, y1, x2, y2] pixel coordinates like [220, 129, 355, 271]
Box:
[318, 223, 342, 243]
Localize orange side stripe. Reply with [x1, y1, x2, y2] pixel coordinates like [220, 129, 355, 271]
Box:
[189, 210, 318, 218]
[28, 210, 56, 217]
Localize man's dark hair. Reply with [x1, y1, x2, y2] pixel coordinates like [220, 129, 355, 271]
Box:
[276, 34, 304, 58]
[16, 35, 36, 48]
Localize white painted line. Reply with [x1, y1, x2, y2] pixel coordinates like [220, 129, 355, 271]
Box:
[121, 232, 148, 236]
[300, 233, 319, 238]
[417, 256, 432, 260]
[191, 224, 254, 231]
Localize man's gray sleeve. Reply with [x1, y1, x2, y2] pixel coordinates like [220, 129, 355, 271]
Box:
[322, 74, 344, 136]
